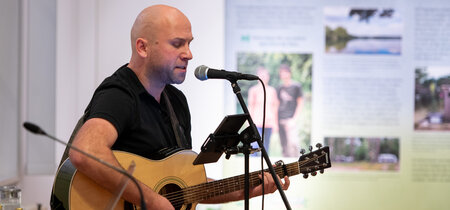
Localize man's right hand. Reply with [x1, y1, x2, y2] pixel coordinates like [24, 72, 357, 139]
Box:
[146, 193, 175, 210]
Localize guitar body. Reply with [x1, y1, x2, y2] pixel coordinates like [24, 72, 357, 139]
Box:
[52, 150, 206, 210]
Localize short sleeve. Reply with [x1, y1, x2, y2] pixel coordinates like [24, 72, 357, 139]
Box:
[86, 85, 135, 136]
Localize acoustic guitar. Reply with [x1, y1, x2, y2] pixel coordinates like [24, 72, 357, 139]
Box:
[51, 146, 331, 210]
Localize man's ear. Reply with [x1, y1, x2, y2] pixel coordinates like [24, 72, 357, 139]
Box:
[135, 38, 148, 57]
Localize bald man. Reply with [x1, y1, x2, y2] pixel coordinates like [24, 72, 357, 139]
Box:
[63, 5, 288, 210]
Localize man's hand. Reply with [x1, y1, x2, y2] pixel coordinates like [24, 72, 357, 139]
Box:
[250, 172, 290, 197]
[146, 194, 175, 210]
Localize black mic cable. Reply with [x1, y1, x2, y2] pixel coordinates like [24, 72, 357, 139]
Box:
[23, 122, 147, 210]
[258, 78, 267, 210]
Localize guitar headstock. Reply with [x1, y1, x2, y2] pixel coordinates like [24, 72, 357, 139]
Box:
[298, 143, 331, 178]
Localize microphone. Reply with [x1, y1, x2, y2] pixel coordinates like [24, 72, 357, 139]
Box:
[195, 65, 259, 81]
[23, 122, 47, 135]
[23, 121, 147, 210]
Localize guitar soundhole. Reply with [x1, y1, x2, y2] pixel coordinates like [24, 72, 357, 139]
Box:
[159, 183, 181, 195]
[159, 183, 192, 210]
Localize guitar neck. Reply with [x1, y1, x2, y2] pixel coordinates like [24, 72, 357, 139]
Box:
[173, 162, 300, 204]
[162, 146, 330, 206]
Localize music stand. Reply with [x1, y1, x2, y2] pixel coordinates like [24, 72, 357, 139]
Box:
[193, 113, 249, 165]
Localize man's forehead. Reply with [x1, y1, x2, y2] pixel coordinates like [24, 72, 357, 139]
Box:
[159, 24, 193, 40]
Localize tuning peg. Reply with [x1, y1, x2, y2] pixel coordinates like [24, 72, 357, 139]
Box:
[303, 174, 309, 179]
[311, 171, 317, 176]
[308, 145, 313, 152]
[316, 143, 322, 149]
[275, 160, 285, 166]
[300, 148, 306, 155]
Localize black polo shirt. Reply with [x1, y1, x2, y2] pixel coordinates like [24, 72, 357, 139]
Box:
[84, 64, 192, 159]
[277, 82, 303, 119]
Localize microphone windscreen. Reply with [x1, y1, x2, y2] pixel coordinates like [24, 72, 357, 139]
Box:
[23, 122, 46, 135]
[194, 65, 209, 81]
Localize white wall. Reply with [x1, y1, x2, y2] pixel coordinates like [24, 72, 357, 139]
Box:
[21, 0, 227, 208]
[19, 0, 57, 208]
[0, 0, 20, 185]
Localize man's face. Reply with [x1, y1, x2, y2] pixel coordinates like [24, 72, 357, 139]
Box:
[147, 16, 194, 85]
[257, 68, 270, 84]
[279, 68, 291, 83]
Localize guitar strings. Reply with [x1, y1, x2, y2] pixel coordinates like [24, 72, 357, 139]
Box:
[161, 153, 325, 207]
[162, 166, 281, 205]
[165, 163, 302, 207]
[163, 154, 323, 206]
[166, 171, 275, 207]
[163, 169, 268, 205]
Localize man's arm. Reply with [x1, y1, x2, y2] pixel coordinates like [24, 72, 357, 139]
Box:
[292, 96, 303, 120]
[69, 118, 174, 210]
[269, 87, 280, 132]
[247, 86, 258, 118]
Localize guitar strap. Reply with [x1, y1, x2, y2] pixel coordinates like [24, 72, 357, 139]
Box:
[57, 112, 88, 167]
[162, 89, 186, 148]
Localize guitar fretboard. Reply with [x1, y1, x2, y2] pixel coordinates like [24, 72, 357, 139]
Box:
[162, 161, 300, 206]
[162, 147, 329, 208]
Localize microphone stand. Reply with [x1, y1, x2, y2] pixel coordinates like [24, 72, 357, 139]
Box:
[228, 80, 292, 210]
[23, 122, 147, 210]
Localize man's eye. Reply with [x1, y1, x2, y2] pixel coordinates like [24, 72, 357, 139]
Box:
[172, 42, 183, 48]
